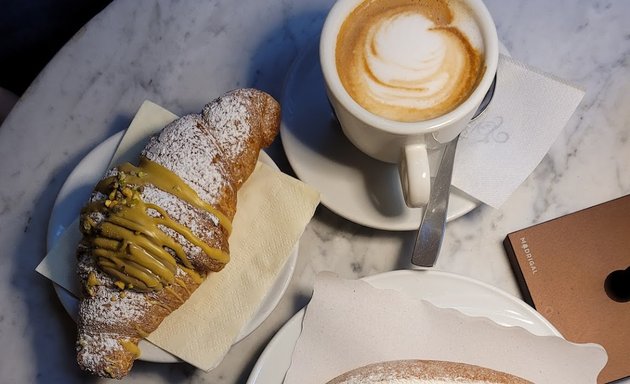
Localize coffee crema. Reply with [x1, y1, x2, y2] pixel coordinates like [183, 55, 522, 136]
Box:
[336, 0, 485, 122]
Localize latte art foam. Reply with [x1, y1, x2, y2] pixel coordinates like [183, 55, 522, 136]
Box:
[336, 0, 484, 122]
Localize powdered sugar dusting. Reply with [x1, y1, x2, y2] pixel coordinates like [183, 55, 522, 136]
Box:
[142, 114, 232, 205]
[143, 185, 224, 268]
[328, 360, 527, 384]
[77, 332, 123, 371]
[202, 90, 252, 160]
[76, 252, 151, 376]
[77, 253, 152, 328]
[142, 185, 218, 232]
[335, 376, 487, 384]
[335, 363, 481, 384]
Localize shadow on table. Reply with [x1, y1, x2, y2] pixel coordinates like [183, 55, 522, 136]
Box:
[244, 9, 329, 176]
[14, 142, 107, 383]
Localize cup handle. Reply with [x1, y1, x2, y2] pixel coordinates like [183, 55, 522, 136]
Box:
[399, 144, 430, 208]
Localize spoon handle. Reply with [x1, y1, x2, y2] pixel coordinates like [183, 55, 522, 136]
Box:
[411, 135, 459, 267]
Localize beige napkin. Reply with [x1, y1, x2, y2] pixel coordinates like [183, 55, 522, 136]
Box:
[36, 100, 320, 370]
[285, 273, 607, 384]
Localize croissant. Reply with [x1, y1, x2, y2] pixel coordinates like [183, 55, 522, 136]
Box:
[75, 89, 280, 378]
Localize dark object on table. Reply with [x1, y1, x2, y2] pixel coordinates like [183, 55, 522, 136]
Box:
[0, 0, 112, 95]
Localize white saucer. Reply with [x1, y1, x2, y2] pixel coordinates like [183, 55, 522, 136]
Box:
[246, 270, 562, 384]
[280, 41, 479, 231]
[47, 131, 298, 363]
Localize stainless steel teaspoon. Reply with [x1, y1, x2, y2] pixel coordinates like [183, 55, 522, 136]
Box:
[411, 74, 497, 267]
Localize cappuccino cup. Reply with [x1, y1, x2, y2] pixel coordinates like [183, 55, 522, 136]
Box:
[320, 0, 498, 207]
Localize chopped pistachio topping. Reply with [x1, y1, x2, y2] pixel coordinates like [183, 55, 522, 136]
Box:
[114, 281, 126, 290]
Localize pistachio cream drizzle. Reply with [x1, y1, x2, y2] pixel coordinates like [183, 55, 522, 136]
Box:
[120, 339, 141, 357]
[81, 156, 231, 292]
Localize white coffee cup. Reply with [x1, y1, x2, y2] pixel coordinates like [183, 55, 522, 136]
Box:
[320, 0, 498, 207]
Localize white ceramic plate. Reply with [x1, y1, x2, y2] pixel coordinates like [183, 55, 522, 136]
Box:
[280, 41, 479, 231]
[47, 131, 299, 363]
[246, 269, 562, 384]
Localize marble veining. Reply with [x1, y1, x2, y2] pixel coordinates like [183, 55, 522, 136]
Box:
[0, 0, 628, 383]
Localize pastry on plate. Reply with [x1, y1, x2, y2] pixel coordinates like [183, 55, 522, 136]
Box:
[326, 359, 531, 384]
[75, 89, 280, 378]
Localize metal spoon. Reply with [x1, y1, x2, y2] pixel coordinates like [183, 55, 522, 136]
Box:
[411, 74, 497, 267]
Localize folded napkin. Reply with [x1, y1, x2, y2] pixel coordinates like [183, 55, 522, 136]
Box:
[452, 54, 585, 208]
[285, 272, 607, 384]
[36, 100, 320, 370]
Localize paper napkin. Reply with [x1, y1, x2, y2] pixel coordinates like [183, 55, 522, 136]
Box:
[284, 273, 607, 384]
[452, 54, 585, 208]
[148, 161, 319, 370]
[36, 100, 320, 370]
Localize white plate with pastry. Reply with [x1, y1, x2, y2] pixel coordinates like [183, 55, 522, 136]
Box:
[246, 270, 562, 384]
[280, 41, 479, 231]
[47, 130, 299, 363]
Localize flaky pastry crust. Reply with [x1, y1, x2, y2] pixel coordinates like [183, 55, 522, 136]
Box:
[76, 89, 280, 378]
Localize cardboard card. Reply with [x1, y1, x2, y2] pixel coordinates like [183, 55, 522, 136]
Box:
[504, 195, 630, 383]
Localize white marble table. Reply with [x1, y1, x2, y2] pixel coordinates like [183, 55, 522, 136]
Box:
[0, 0, 628, 383]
